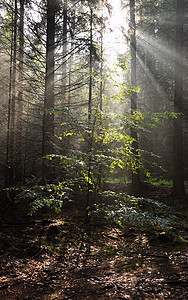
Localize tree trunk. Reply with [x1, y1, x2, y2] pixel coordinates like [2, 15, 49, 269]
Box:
[86, 7, 93, 222]
[130, 0, 141, 192]
[98, 27, 104, 189]
[173, 0, 185, 197]
[42, 0, 56, 183]
[88, 7, 93, 123]
[15, 0, 25, 183]
[62, 0, 67, 99]
[5, 4, 14, 186]
[6, 0, 18, 185]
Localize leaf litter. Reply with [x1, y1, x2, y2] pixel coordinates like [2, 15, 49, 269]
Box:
[0, 203, 188, 300]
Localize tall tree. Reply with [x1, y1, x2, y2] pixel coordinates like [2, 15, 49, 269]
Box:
[130, 0, 141, 192]
[86, 6, 93, 222]
[97, 24, 104, 189]
[173, 0, 185, 197]
[62, 0, 67, 98]
[42, 0, 59, 182]
[5, 0, 18, 185]
[15, 0, 25, 183]
[88, 6, 93, 123]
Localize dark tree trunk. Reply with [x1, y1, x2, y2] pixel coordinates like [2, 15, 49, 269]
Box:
[130, 0, 141, 192]
[86, 7, 93, 222]
[88, 7, 93, 123]
[68, 8, 75, 109]
[173, 0, 185, 197]
[6, 0, 18, 185]
[42, 0, 56, 182]
[15, 0, 25, 183]
[62, 0, 67, 98]
[5, 5, 14, 186]
[98, 28, 104, 189]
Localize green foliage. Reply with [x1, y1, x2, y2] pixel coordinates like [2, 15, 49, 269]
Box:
[105, 176, 127, 184]
[52, 107, 174, 186]
[3, 184, 73, 216]
[145, 176, 173, 186]
[41, 60, 179, 217]
[28, 184, 73, 215]
[94, 191, 176, 232]
[48, 60, 179, 190]
[48, 151, 112, 192]
[2, 186, 31, 204]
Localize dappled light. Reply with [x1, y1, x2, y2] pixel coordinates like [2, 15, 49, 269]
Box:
[0, 0, 188, 299]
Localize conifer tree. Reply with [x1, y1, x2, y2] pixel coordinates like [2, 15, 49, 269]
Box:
[173, 0, 185, 197]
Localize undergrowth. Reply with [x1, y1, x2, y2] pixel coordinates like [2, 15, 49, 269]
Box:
[93, 191, 177, 235]
[2, 185, 186, 243]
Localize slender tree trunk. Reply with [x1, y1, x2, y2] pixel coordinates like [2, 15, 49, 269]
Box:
[62, 0, 67, 99]
[173, 0, 185, 197]
[6, 0, 18, 185]
[88, 7, 93, 123]
[130, 0, 141, 192]
[15, 0, 24, 183]
[98, 28, 104, 189]
[68, 8, 75, 109]
[61, 0, 69, 154]
[86, 7, 93, 222]
[5, 5, 14, 186]
[23, 100, 29, 183]
[42, 0, 56, 182]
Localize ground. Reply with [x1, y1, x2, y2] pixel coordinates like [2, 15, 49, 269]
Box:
[0, 185, 188, 299]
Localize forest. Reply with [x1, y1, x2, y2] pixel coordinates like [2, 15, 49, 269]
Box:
[0, 0, 188, 299]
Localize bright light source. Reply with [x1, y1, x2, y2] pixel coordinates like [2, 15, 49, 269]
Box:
[104, 0, 129, 67]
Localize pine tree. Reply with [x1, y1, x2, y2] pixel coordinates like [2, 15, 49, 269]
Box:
[173, 0, 185, 197]
[130, 0, 141, 191]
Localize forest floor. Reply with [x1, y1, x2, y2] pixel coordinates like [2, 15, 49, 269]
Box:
[0, 184, 188, 300]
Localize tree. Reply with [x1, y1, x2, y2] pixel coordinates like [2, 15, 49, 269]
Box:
[6, 0, 18, 185]
[62, 0, 68, 99]
[135, 0, 184, 182]
[173, 0, 185, 197]
[130, 0, 141, 191]
[42, 0, 60, 182]
[88, 6, 93, 123]
[15, 0, 25, 183]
